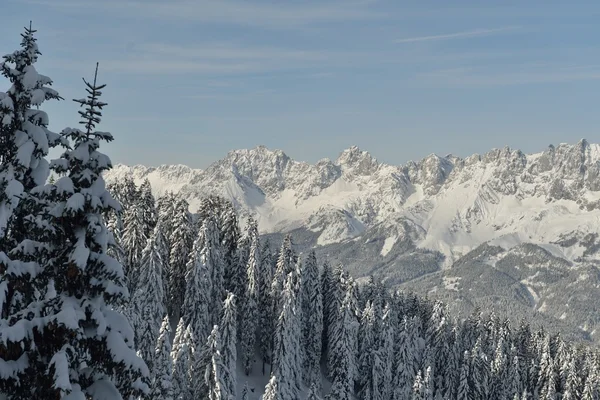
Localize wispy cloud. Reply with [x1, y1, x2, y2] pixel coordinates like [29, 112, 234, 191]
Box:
[17, 0, 383, 29]
[395, 27, 519, 44]
[50, 42, 331, 75]
[416, 64, 600, 86]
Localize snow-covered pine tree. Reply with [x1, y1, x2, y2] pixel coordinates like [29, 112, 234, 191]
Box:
[219, 292, 237, 399]
[150, 315, 173, 400]
[172, 321, 195, 400]
[456, 351, 471, 400]
[121, 194, 147, 292]
[26, 63, 149, 398]
[131, 222, 166, 373]
[320, 260, 334, 364]
[271, 272, 301, 399]
[0, 23, 64, 397]
[241, 217, 260, 375]
[328, 289, 358, 400]
[412, 370, 424, 400]
[263, 375, 281, 400]
[301, 250, 323, 387]
[220, 200, 240, 295]
[258, 239, 275, 374]
[181, 224, 212, 345]
[379, 303, 395, 400]
[138, 178, 156, 237]
[271, 234, 297, 314]
[167, 197, 193, 322]
[325, 264, 346, 378]
[205, 325, 232, 400]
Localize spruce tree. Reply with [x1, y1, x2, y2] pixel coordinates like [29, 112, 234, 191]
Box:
[121, 196, 147, 292]
[181, 226, 212, 345]
[172, 322, 195, 400]
[271, 273, 301, 399]
[0, 25, 64, 397]
[258, 239, 275, 374]
[205, 325, 231, 400]
[131, 222, 166, 374]
[301, 250, 323, 387]
[241, 218, 260, 375]
[328, 289, 357, 400]
[150, 315, 174, 400]
[220, 201, 240, 295]
[23, 63, 149, 398]
[167, 197, 193, 322]
[263, 375, 281, 400]
[219, 292, 237, 399]
[138, 178, 156, 237]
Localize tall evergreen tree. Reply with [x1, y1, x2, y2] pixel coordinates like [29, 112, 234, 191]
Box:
[271, 273, 301, 399]
[241, 218, 260, 375]
[150, 315, 173, 400]
[20, 63, 149, 398]
[181, 226, 212, 345]
[131, 222, 167, 373]
[167, 197, 193, 322]
[301, 250, 323, 387]
[219, 292, 237, 399]
[138, 178, 156, 236]
[172, 321, 195, 400]
[121, 196, 147, 291]
[258, 239, 275, 374]
[220, 201, 240, 295]
[0, 25, 65, 397]
[205, 325, 232, 400]
[328, 289, 357, 400]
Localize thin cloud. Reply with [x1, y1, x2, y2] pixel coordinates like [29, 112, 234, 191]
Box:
[395, 27, 519, 43]
[416, 64, 600, 86]
[15, 0, 384, 29]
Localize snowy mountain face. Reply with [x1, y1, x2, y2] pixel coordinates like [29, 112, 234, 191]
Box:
[105, 140, 600, 342]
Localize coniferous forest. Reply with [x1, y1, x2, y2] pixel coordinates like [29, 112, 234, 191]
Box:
[1, 26, 600, 400]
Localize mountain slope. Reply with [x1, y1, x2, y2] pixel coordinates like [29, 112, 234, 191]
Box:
[105, 139, 600, 342]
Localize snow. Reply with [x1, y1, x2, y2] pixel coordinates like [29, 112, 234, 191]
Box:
[105, 141, 600, 267]
[380, 236, 397, 257]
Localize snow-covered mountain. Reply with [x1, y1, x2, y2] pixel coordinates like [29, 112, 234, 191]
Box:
[106, 140, 600, 342]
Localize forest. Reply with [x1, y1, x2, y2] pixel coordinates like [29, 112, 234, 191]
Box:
[0, 25, 599, 400]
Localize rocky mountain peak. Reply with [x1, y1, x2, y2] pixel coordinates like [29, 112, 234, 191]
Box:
[336, 145, 379, 176]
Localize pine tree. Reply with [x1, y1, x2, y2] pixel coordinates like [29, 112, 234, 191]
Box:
[258, 239, 275, 374]
[22, 63, 149, 398]
[271, 234, 297, 313]
[328, 289, 357, 400]
[301, 250, 323, 387]
[271, 273, 301, 399]
[263, 375, 281, 400]
[122, 196, 148, 292]
[150, 316, 174, 400]
[172, 321, 195, 400]
[562, 356, 581, 400]
[138, 178, 156, 237]
[241, 218, 260, 375]
[0, 25, 65, 396]
[167, 197, 193, 321]
[181, 227, 212, 345]
[220, 292, 237, 399]
[131, 222, 167, 374]
[203, 214, 225, 327]
[220, 201, 240, 295]
[456, 351, 470, 400]
[412, 370, 424, 400]
[204, 325, 232, 400]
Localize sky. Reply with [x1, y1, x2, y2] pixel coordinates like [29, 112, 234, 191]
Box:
[2, 0, 600, 169]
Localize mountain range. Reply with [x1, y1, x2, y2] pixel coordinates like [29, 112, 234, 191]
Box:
[105, 139, 600, 343]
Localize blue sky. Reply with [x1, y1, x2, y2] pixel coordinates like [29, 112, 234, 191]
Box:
[2, 0, 600, 168]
